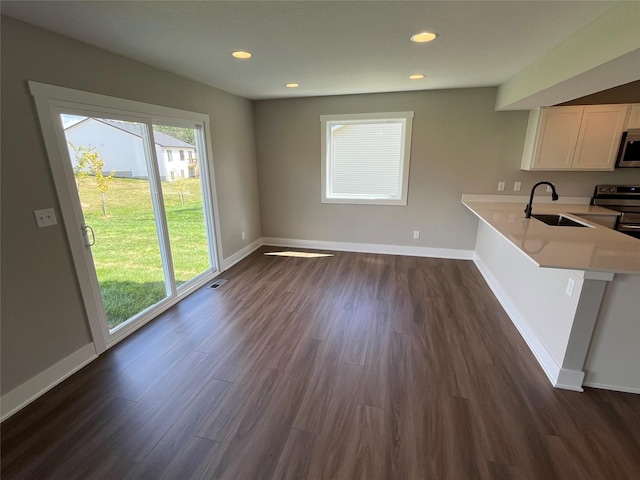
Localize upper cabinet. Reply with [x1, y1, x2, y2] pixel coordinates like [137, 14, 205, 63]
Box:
[521, 104, 629, 171]
[626, 104, 640, 129]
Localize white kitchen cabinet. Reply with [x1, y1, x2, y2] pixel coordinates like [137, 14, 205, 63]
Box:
[626, 104, 640, 129]
[521, 105, 629, 171]
[572, 105, 629, 170]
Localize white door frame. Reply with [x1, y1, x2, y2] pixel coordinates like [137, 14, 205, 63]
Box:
[29, 81, 224, 353]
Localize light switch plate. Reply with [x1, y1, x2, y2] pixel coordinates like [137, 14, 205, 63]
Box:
[566, 278, 576, 297]
[34, 208, 57, 228]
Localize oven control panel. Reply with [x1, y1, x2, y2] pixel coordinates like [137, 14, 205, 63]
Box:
[595, 185, 640, 196]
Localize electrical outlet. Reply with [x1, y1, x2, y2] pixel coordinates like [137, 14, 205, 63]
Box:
[566, 278, 576, 297]
[413, 230, 420, 239]
[514, 182, 521, 191]
[498, 181, 505, 191]
[547, 185, 552, 193]
[34, 208, 57, 228]
[241, 231, 246, 240]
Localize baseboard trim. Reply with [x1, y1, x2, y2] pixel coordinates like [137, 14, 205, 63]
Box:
[472, 253, 585, 391]
[1, 343, 97, 422]
[582, 381, 640, 395]
[556, 369, 585, 392]
[221, 238, 263, 270]
[263, 237, 474, 260]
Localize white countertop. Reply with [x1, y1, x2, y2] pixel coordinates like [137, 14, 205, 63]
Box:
[463, 199, 640, 274]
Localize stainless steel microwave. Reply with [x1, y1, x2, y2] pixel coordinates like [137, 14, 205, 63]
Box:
[616, 129, 640, 168]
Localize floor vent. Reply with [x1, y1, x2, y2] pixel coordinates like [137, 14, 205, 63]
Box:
[209, 279, 228, 289]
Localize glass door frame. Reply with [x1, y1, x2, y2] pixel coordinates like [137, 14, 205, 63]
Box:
[152, 119, 220, 294]
[29, 81, 223, 353]
[59, 108, 178, 333]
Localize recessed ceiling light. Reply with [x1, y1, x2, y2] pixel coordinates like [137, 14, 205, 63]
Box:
[409, 74, 425, 80]
[410, 32, 438, 43]
[285, 83, 299, 88]
[232, 51, 252, 59]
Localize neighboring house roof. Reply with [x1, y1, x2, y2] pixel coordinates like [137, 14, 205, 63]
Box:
[65, 117, 194, 148]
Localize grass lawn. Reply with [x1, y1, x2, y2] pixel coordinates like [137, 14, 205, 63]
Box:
[77, 176, 210, 328]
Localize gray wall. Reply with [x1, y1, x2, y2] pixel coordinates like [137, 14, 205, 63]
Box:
[0, 16, 261, 395]
[254, 89, 640, 249]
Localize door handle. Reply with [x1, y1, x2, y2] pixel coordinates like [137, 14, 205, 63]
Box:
[83, 225, 96, 247]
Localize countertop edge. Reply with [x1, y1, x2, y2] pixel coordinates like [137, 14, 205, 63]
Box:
[462, 199, 640, 275]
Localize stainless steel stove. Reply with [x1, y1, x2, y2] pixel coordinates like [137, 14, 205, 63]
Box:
[591, 185, 640, 239]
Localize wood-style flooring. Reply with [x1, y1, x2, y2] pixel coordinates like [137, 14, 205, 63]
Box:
[2, 247, 639, 479]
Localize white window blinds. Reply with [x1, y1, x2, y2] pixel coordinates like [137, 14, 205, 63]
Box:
[321, 112, 413, 205]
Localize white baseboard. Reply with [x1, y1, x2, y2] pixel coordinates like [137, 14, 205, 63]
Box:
[556, 369, 585, 392]
[221, 238, 263, 270]
[472, 253, 584, 392]
[1, 343, 97, 422]
[583, 381, 640, 395]
[262, 237, 474, 260]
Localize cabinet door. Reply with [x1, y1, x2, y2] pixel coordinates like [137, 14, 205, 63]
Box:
[626, 104, 640, 129]
[531, 107, 583, 170]
[572, 105, 628, 170]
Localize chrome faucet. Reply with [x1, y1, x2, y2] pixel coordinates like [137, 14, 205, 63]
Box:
[525, 181, 558, 218]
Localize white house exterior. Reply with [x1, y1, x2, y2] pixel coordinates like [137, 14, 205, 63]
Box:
[64, 118, 197, 181]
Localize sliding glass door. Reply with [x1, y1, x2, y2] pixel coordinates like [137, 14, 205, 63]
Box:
[153, 124, 213, 290]
[60, 114, 170, 329]
[30, 81, 221, 351]
[56, 113, 218, 334]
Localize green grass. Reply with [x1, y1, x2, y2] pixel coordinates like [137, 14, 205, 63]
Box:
[77, 176, 210, 328]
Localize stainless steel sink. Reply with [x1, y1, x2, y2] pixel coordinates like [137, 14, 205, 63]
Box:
[531, 214, 589, 228]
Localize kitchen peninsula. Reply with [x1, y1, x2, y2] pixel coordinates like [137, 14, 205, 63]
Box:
[463, 196, 640, 394]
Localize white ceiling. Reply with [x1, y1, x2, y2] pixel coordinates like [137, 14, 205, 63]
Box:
[0, 1, 629, 102]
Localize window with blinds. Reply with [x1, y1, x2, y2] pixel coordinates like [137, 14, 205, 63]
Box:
[321, 111, 414, 205]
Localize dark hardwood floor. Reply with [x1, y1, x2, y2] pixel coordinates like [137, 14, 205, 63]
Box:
[2, 247, 639, 479]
